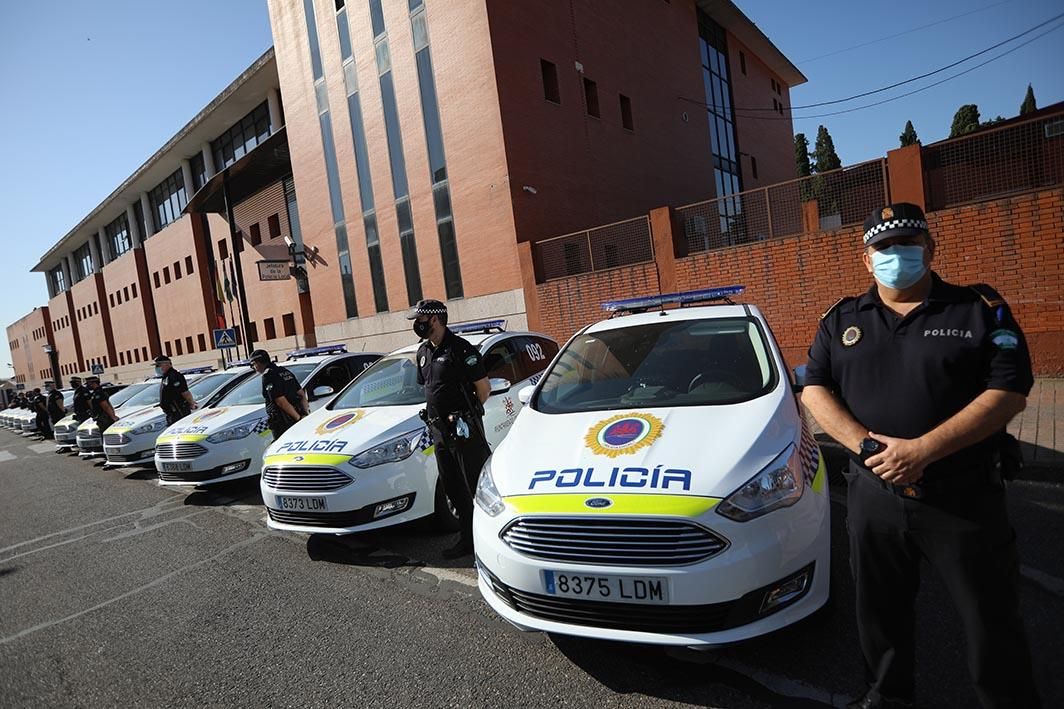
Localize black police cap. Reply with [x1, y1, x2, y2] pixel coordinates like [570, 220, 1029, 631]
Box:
[153, 355, 171, 365]
[406, 299, 447, 320]
[863, 202, 929, 247]
[85, 375, 100, 383]
[250, 349, 271, 364]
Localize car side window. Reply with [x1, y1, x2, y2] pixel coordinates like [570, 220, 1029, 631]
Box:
[483, 341, 520, 384]
[513, 336, 558, 382]
[345, 355, 375, 380]
[308, 361, 354, 396]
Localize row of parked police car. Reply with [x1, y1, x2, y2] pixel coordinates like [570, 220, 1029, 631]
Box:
[3, 286, 830, 647]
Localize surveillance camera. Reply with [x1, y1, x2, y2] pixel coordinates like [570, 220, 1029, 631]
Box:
[283, 235, 294, 248]
[522, 185, 538, 195]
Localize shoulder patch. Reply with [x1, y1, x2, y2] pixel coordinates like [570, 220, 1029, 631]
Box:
[465, 355, 478, 366]
[820, 297, 850, 320]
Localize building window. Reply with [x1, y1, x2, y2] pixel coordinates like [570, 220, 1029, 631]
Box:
[197, 333, 207, 352]
[264, 317, 277, 340]
[49, 265, 66, 294]
[210, 101, 272, 171]
[163, 267, 171, 284]
[105, 213, 133, 258]
[185, 256, 194, 274]
[249, 223, 262, 246]
[174, 339, 183, 356]
[174, 261, 182, 279]
[335, 4, 352, 60]
[109, 294, 115, 308]
[153, 272, 160, 289]
[751, 155, 758, 179]
[369, 0, 385, 38]
[75, 243, 94, 279]
[583, 78, 600, 118]
[190, 152, 207, 191]
[267, 214, 281, 239]
[541, 59, 560, 104]
[142, 347, 148, 361]
[282, 313, 296, 337]
[698, 11, 742, 237]
[740, 51, 746, 75]
[185, 336, 194, 354]
[217, 240, 229, 260]
[149, 169, 188, 230]
[248, 321, 259, 343]
[619, 94, 634, 131]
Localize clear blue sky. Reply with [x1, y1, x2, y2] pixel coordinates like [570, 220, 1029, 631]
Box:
[1, 0, 1061, 378]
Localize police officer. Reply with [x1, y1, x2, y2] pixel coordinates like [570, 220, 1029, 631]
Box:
[250, 349, 307, 440]
[32, 388, 52, 439]
[86, 376, 118, 432]
[409, 299, 492, 559]
[803, 203, 1039, 709]
[154, 355, 197, 425]
[46, 383, 66, 428]
[70, 376, 91, 423]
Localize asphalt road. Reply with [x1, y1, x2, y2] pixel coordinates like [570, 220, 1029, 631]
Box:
[0, 431, 1060, 708]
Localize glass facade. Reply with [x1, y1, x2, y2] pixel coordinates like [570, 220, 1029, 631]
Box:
[211, 101, 272, 171]
[75, 243, 94, 279]
[49, 265, 66, 294]
[149, 169, 187, 230]
[698, 12, 742, 235]
[190, 151, 207, 191]
[104, 213, 133, 258]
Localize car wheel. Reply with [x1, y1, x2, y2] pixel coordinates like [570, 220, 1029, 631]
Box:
[432, 476, 460, 532]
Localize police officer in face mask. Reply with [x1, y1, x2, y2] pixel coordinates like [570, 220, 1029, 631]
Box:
[46, 383, 66, 427]
[154, 356, 197, 425]
[250, 349, 308, 440]
[802, 203, 1040, 709]
[85, 376, 118, 432]
[70, 376, 91, 423]
[409, 299, 492, 560]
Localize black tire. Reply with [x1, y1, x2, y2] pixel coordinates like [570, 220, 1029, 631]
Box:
[432, 476, 460, 532]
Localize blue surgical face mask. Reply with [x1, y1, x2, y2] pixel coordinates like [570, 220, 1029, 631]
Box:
[870, 244, 927, 290]
[155, 366, 164, 377]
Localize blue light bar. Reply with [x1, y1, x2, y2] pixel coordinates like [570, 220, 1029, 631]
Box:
[183, 366, 217, 375]
[601, 285, 746, 313]
[287, 344, 348, 359]
[225, 358, 252, 369]
[450, 319, 506, 334]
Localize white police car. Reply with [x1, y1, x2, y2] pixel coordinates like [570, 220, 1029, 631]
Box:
[259, 321, 559, 534]
[102, 367, 255, 467]
[73, 382, 152, 457]
[473, 287, 830, 646]
[154, 346, 381, 487]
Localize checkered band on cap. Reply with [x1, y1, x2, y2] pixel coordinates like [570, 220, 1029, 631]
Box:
[863, 218, 929, 244]
[415, 306, 447, 314]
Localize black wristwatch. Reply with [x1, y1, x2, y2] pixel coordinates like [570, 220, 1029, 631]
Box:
[859, 437, 884, 466]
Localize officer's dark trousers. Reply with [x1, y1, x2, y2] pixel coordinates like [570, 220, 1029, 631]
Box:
[36, 412, 52, 439]
[846, 465, 1039, 708]
[433, 430, 491, 542]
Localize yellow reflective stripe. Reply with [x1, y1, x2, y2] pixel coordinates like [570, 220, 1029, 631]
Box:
[811, 453, 826, 494]
[157, 434, 208, 443]
[503, 493, 720, 516]
[422, 445, 435, 456]
[263, 453, 350, 467]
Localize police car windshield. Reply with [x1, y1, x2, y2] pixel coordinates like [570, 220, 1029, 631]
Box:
[535, 317, 778, 414]
[215, 363, 318, 407]
[121, 381, 164, 408]
[330, 354, 422, 409]
[187, 372, 236, 399]
[108, 383, 151, 408]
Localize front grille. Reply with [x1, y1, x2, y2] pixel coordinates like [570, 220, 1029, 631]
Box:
[76, 436, 102, 451]
[104, 433, 130, 446]
[157, 468, 226, 482]
[267, 508, 365, 527]
[501, 517, 728, 566]
[107, 453, 147, 462]
[262, 466, 353, 492]
[55, 432, 77, 443]
[156, 442, 208, 459]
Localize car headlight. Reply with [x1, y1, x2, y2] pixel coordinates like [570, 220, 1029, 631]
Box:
[131, 420, 166, 435]
[474, 456, 505, 517]
[717, 444, 804, 522]
[349, 428, 424, 469]
[206, 420, 261, 444]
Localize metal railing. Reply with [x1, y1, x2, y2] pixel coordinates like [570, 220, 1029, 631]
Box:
[533, 216, 653, 282]
[923, 109, 1064, 210]
[678, 158, 889, 254]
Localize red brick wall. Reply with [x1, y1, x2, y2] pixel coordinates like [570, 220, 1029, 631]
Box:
[534, 189, 1064, 376]
[69, 274, 114, 374]
[100, 248, 154, 369]
[6, 307, 52, 389]
[46, 291, 80, 379]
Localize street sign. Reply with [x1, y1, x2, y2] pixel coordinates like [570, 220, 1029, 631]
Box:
[213, 328, 239, 349]
[257, 260, 290, 281]
[91, 363, 105, 375]
[15, 383, 25, 391]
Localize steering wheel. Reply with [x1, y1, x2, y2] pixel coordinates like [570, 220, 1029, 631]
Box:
[687, 369, 747, 393]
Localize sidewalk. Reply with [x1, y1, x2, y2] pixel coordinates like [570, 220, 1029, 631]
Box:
[1009, 378, 1064, 469]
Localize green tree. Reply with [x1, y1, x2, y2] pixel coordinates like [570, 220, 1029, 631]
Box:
[899, 120, 919, 147]
[812, 125, 842, 172]
[794, 133, 812, 177]
[949, 104, 981, 138]
[981, 115, 1007, 128]
[1020, 83, 1037, 115]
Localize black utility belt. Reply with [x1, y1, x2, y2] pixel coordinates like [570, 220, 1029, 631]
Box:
[855, 464, 1002, 500]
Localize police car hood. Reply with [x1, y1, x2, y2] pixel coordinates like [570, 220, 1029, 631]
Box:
[492, 387, 797, 500]
[266, 404, 424, 459]
[107, 406, 165, 433]
[157, 405, 264, 442]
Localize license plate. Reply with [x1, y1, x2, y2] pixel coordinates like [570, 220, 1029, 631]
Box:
[276, 495, 328, 512]
[542, 571, 669, 604]
[161, 462, 192, 472]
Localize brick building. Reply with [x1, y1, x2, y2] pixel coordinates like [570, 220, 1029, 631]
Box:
[13, 0, 806, 387]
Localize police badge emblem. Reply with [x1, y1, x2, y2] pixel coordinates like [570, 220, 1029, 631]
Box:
[880, 207, 894, 220]
[841, 325, 862, 346]
[419, 355, 426, 367]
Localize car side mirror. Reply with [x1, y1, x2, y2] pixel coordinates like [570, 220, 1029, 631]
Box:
[311, 385, 334, 400]
[489, 378, 512, 395]
[517, 385, 535, 405]
[791, 365, 807, 393]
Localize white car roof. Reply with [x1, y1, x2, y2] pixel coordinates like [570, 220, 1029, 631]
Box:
[390, 330, 553, 356]
[581, 304, 765, 334]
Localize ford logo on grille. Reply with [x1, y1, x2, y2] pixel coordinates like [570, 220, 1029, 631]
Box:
[585, 497, 613, 509]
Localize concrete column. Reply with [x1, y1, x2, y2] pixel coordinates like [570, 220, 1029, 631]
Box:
[60, 257, 73, 290]
[201, 143, 216, 179]
[180, 159, 195, 199]
[139, 192, 155, 238]
[88, 235, 102, 273]
[267, 87, 283, 132]
[126, 203, 142, 247]
[97, 227, 111, 265]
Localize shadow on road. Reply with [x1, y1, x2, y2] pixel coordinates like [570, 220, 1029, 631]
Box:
[183, 478, 264, 507]
[306, 533, 418, 569]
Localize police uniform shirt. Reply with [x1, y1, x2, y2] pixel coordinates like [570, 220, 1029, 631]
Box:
[416, 329, 487, 419]
[89, 387, 113, 423]
[72, 386, 91, 419]
[47, 389, 64, 418]
[806, 272, 1033, 474]
[159, 369, 190, 411]
[261, 364, 303, 420]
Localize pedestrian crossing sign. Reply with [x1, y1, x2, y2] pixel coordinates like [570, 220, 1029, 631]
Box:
[90, 363, 105, 375]
[213, 328, 239, 349]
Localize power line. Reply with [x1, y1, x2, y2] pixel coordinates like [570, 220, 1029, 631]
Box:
[795, 0, 1012, 65]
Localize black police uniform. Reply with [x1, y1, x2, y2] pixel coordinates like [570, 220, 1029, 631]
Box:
[47, 388, 65, 424]
[72, 385, 91, 423]
[807, 272, 1039, 707]
[89, 387, 116, 431]
[417, 328, 491, 543]
[159, 368, 192, 425]
[34, 393, 52, 439]
[261, 363, 305, 440]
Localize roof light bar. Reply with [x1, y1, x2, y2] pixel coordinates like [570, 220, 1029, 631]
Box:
[287, 344, 348, 359]
[450, 319, 507, 334]
[601, 285, 746, 313]
[225, 358, 252, 369]
[183, 366, 217, 375]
